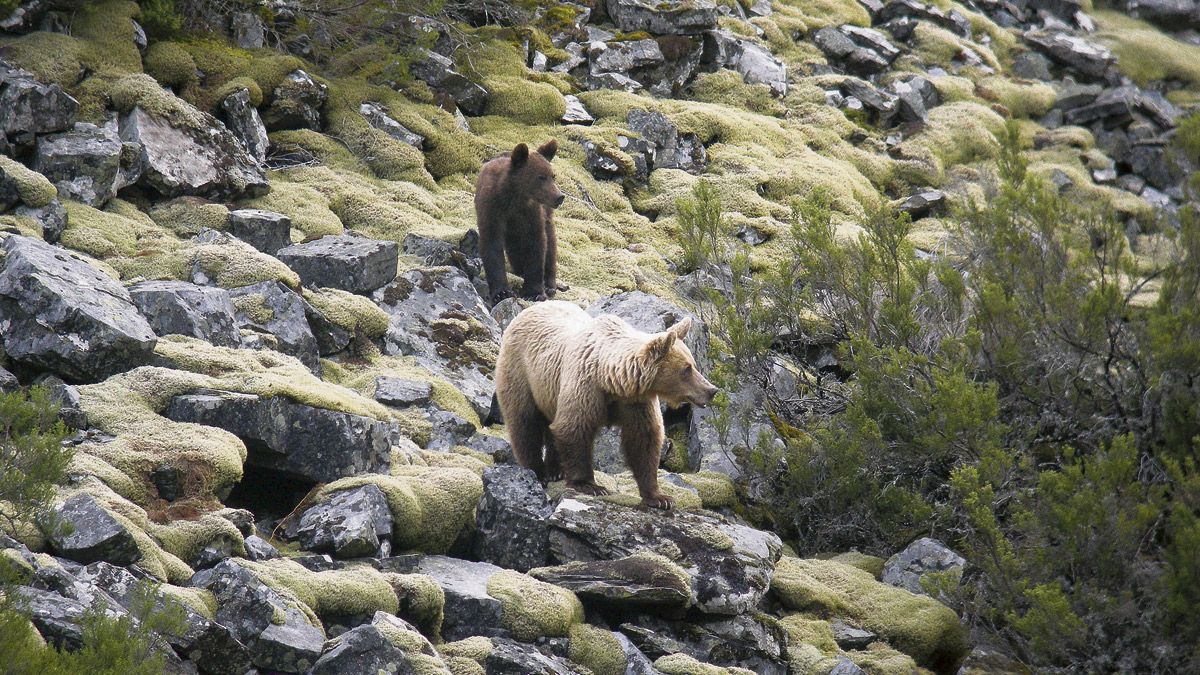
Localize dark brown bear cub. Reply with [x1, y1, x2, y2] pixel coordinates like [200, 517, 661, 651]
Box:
[474, 140, 565, 304]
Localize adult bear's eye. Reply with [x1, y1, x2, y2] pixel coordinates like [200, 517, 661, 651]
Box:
[682, 365, 693, 377]
[538, 175, 548, 181]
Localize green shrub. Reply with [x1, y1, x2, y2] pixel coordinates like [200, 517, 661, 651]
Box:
[0, 387, 72, 538]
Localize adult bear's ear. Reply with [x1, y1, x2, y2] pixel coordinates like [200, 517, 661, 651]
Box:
[511, 143, 530, 166]
[537, 139, 558, 161]
[667, 316, 692, 339]
[642, 331, 677, 363]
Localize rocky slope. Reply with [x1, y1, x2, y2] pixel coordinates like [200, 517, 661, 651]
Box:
[0, 0, 1194, 673]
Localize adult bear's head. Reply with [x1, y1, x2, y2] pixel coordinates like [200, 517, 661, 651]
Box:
[509, 140, 566, 209]
[640, 317, 719, 409]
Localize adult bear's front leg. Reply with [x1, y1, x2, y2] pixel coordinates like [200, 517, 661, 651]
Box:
[549, 386, 608, 496]
[617, 401, 673, 509]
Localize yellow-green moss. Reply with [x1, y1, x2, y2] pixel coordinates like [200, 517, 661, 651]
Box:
[324, 103, 434, 185]
[144, 41, 198, 90]
[678, 471, 738, 508]
[486, 569, 584, 641]
[439, 636, 494, 663]
[149, 514, 246, 564]
[569, 624, 627, 675]
[780, 613, 840, 654]
[688, 69, 786, 117]
[73, 0, 143, 75]
[192, 236, 301, 289]
[899, 101, 1005, 181]
[159, 585, 218, 620]
[0, 156, 56, 207]
[0, 547, 35, 583]
[848, 642, 923, 674]
[231, 292, 274, 324]
[974, 76, 1056, 118]
[483, 78, 567, 125]
[110, 73, 210, 130]
[317, 469, 483, 553]
[0, 31, 84, 87]
[241, 172, 344, 240]
[147, 198, 230, 236]
[212, 76, 264, 108]
[771, 557, 969, 669]
[243, 558, 400, 618]
[323, 354, 480, 429]
[384, 572, 445, 638]
[655, 653, 746, 675]
[301, 287, 390, 338]
[911, 22, 1000, 71]
[1094, 11, 1200, 87]
[445, 656, 486, 675]
[824, 551, 886, 578]
[175, 39, 302, 111]
[153, 336, 395, 419]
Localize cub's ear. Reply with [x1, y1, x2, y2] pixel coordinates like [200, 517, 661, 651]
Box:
[642, 331, 677, 364]
[537, 138, 558, 161]
[667, 316, 692, 339]
[511, 143, 530, 166]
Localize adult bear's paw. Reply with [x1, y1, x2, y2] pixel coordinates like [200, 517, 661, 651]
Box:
[640, 492, 675, 510]
[566, 480, 611, 496]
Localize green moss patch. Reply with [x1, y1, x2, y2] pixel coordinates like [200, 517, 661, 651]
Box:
[317, 468, 483, 553]
[301, 287, 390, 338]
[1094, 10, 1200, 88]
[0, 156, 56, 207]
[569, 624, 627, 675]
[771, 557, 969, 670]
[243, 557, 400, 619]
[486, 569, 584, 641]
[144, 41, 198, 90]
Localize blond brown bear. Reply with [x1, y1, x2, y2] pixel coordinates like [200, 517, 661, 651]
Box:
[495, 301, 718, 509]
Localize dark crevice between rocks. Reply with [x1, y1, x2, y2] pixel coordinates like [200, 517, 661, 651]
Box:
[224, 459, 317, 532]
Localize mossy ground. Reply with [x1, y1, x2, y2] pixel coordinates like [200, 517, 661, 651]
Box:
[771, 557, 969, 670]
[485, 569, 584, 641]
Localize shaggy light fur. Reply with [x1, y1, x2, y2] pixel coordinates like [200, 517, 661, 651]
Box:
[495, 301, 718, 509]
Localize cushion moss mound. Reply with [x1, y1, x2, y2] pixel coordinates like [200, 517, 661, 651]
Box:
[485, 569, 584, 641]
[242, 557, 400, 619]
[316, 468, 483, 554]
[569, 623, 627, 675]
[0, 156, 56, 207]
[771, 557, 969, 671]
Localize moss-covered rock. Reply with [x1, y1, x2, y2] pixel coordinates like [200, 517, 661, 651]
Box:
[144, 42, 198, 90]
[0, 156, 57, 208]
[485, 569, 584, 641]
[242, 557, 401, 619]
[316, 468, 483, 554]
[301, 287, 390, 339]
[771, 557, 969, 671]
[569, 623, 627, 675]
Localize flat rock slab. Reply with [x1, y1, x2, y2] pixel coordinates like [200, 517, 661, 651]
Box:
[373, 267, 500, 420]
[373, 376, 432, 407]
[129, 280, 241, 348]
[0, 59, 79, 145]
[530, 554, 692, 614]
[547, 498, 782, 615]
[163, 389, 394, 484]
[0, 235, 156, 382]
[487, 637, 591, 674]
[605, 0, 719, 35]
[276, 234, 399, 294]
[619, 613, 788, 675]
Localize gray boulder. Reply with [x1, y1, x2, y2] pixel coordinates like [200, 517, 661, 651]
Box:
[43, 494, 141, 565]
[426, 409, 477, 450]
[189, 559, 325, 673]
[701, 30, 788, 96]
[373, 267, 501, 420]
[226, 208, 292, 255]
[622, 110, 707, 175]
[228, 280, 319, 368]
[284, 483, 393, 558]
[877, 0, 971, 37]
[0, 235, 156, 381]
[409, 51, 490, 116]
[832, 621, 877, 650]
[487, 637, 590, 674]
[587, 291, 709, 371]
[813, 26, 892, 76]
[243, 534, 281, 561]
[33, 122, 122, 207]
[0, 366, 17, 393]
[262, 69, 327, 131]
[548, 497, 783, 615]
[308, 622, 417, 675]
[619, 613, 788, 675]
[276, 233, 398, 294]
[374, 376, 433, 407]
[119, 105, 268, 200]
[605, 0, 719, 35]
[163, 389, 394, 484]
[473, 465, 555, 572]
[231, 10, 266, 49]
[562, 94, 595, 125]
[379, 555, 507, 641]
[220, 87, 269, 164]
[15, 586, 111, 651]
[0, 59, 78, 146]
[896, 189, 946, 219]
[360, 101, 425, 148]
[882, 536, 965, 604]
[12, 198, 68, 243]
[129, 280, 241, 348]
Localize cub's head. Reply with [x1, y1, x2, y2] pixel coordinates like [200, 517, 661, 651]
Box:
[509, 140, 565, 209]
[640, 317, 718, 409]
